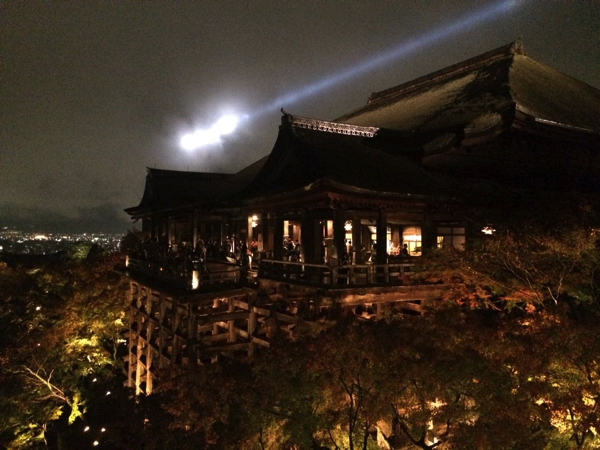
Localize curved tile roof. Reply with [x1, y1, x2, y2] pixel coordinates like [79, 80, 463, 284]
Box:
[244, 114, 455, 199]
[336, 41, 600, 133]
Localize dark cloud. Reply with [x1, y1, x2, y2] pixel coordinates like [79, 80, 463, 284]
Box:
[0, 203, 131, 235]
[1, 1, 599, 233]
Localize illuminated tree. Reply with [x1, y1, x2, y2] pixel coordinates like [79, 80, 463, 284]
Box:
[0, 253, 129, 449]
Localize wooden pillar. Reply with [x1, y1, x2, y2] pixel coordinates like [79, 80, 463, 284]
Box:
[158, 294, 167, 369]
[421, 212, 435, 255]
[211, 299, 219, 364]
[352, 216, 361, 264]
[376, 209, 387, 264]
[301, 213, 316, 264]
[220, 220, 226, 245]
[247, 214, 253, 247]
[273, 215, 284, 260]
[228, 298, 236, 343]
[247, 295, 257, 357]
[150, 215, 156, 239]
[261, 213, 270, 254]
[166, 217, 173, 246]
[333, 209, 346, 265]
[127, 283, 137, 390]
[200, 222, 207, 241]
[192, 210, 198, 250]
[146, 322, 154, 394]
[135, 332, 144, 395]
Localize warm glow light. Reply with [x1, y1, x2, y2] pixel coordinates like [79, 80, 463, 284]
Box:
[482, 226, 496, 235]
[93, 441, 99, 446]
[36, 306, 41, 311]
[106, 391, 111, 395]
[84, 426, 90, 432]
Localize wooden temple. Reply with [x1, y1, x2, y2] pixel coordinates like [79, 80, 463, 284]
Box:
[124, 41, 600, 394]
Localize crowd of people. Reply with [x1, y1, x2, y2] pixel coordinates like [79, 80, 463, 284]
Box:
[131, 235, 265, 275]
[283, 238, 302, 261]
[130, 234, 410, 275]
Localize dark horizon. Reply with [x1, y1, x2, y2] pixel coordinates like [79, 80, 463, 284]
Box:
[0, 203, 133, 235]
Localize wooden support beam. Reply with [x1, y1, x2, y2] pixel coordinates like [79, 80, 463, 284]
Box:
[201, 333, 230, 344]
[197, 311, 250, 324]
[275, 312, 298, 324]
[396, 301, 422, 312]
[201, 342, 251, 354]
[252, 336, 270, 348]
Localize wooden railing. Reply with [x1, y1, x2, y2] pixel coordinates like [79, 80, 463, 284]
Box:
[127, 257, 240, 290]
[258, 259, 414, 287]
[127, 255, 415, 290]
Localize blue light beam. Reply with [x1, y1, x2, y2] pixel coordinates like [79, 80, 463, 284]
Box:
[252, 0, 522, 118]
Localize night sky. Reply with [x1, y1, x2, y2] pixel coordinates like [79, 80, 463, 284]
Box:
[2, 1, 599, 234]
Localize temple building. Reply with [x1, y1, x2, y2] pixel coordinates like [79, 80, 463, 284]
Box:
[124, 41, 600, 394]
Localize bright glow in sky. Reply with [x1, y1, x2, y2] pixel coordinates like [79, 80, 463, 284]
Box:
[180, 0, 522, 151]
[180, 114, 240, 151]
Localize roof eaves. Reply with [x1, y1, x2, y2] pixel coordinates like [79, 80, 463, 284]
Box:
[366, 40, 523, 105]
[514, 104, 600, 135]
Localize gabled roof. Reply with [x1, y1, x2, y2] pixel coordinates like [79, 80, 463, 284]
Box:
[125, 168, 234, 217]
[243, 114, 454, 200]
[336, 41, 600, 134]
[125, 42, 599, 218]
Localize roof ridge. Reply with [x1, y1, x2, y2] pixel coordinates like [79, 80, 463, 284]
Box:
[366, 40, 525, 105]
[284, 113, 379, 137]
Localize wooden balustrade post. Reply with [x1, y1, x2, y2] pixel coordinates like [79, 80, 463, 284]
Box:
[228, 298, 236, 343]
[248, 305, 257, 358]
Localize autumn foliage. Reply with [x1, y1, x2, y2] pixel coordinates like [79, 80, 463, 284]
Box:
[0, 252, 129, 449]
[1, 218, 600, 449]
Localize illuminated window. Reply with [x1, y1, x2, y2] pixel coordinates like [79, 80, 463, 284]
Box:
[402, 227, 422, 256]
[369, 226, 392, 248]
[437, 224, 465, 250]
